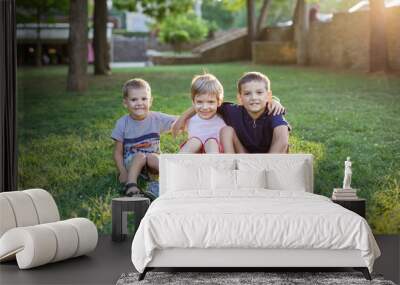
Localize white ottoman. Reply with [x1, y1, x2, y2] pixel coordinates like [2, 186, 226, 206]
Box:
[0, 189, 98, 269]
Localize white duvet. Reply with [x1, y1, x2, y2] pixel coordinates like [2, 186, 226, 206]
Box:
[131, 190, 380, 273]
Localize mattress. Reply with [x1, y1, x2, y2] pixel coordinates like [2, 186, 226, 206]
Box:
[131, 190, 380, 273]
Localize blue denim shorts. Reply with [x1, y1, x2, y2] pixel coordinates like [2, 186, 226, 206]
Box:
[124, 153, 150, 181]
[146, 181, 159, 198]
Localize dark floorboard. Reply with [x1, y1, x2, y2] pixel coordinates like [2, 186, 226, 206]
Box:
[1, 235, 399, 285]
[373, 235, 400, 284]
[0, 235, 134, 285]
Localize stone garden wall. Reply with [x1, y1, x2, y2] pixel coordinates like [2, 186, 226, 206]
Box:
[385, 7, 400, 71]
[112, 36, 147, 62]
[252, 41, 296, 64]
[308, 7, 400, 71]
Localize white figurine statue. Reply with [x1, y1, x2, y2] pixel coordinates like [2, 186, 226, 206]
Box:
[342, 157, 352, 189]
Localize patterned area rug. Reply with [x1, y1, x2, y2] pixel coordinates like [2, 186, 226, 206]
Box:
[116, 271, 395, 285]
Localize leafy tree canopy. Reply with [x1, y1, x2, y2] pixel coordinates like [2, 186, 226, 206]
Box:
[219, 0, 246, 12]
[113, 0, 194, 22]
[223, 0, 295, 28]
[16, 0, 69, 23]
[202, 0, 235, 30]
[158, 12, 208, 50]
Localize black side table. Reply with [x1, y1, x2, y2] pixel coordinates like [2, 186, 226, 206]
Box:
[332, 198, 366, 218]
[112, 197, 150, 242]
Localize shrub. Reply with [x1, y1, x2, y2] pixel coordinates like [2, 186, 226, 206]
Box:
[158, 13, 208, 51]
[369, 175, 400, 234]
[206, 20, 219, 38]
[201, 0, 234, 30]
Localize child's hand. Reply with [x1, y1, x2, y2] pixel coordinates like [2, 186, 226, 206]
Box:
[268, 100, 285, 116]
[119, 170, 128, 184]
[171, 118, 186, 137]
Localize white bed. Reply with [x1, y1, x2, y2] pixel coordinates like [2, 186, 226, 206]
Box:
[131, 154, 380, 280]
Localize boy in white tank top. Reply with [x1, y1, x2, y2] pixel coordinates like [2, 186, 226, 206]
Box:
[180, 74, 226, 153]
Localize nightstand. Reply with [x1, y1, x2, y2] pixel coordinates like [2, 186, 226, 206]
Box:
[112, 197, 150, 242]
[332, 198, 366, 218]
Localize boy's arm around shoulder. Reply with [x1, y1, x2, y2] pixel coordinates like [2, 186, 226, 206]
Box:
[171, 106, 196, 137]
[267, 96, 285, 116]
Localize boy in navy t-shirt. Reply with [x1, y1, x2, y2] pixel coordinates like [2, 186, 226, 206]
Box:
[173, 72, 289, 153]
[219, 71, 289, 153]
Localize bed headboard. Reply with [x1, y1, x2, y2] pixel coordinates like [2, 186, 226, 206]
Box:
[159, 154, 314, 195]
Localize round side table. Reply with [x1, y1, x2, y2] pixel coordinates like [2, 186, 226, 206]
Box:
[111, 196, 150, 242]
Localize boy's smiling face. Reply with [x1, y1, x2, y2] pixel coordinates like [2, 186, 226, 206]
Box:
[124, 88, 152, 120]
[193, 93, 220, 120]
[238, 80, 271, 119]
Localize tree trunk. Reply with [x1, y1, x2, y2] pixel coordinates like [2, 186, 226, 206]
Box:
[67, 0, 88, 92]
[293, 0, 309, 65]
[93, 0, 110, 75]
[256, 0, 271, 38]
[35, 28, 42, 67]
[246, 0, 256, 58]
[35, 8, 42, 67]
[369, 0, 387, 72]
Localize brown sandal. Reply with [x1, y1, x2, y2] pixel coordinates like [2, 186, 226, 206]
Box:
[123, 183, 141, 197]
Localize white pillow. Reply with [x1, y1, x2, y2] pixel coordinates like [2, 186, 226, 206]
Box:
[236, 169, 267, 188]
[212, 169, 236, 190]
[167, 162, 212, 192]
[211, 169, 267, 190]
[237, 159, 308, 191]
[266, 167, 306, 191]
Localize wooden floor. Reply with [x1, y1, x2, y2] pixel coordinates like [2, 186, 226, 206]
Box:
[0, 235, 398, 285]
[0, 235, 133, 285]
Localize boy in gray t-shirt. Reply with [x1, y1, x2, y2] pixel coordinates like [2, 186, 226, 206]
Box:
[111, 78, 176, 197]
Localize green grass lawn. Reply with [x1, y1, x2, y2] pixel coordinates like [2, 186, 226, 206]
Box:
[17, 63, 400, 234]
